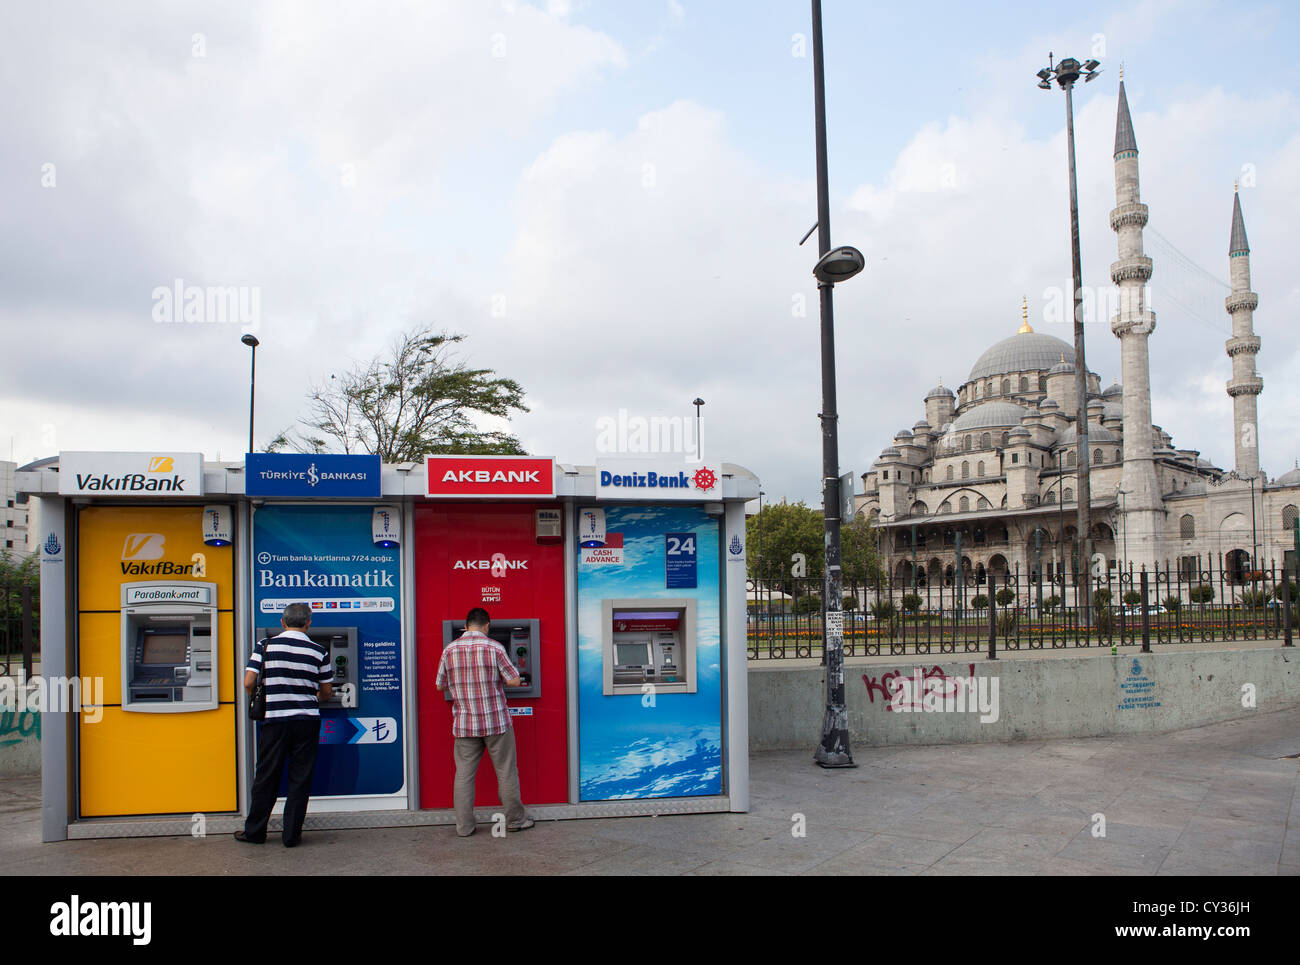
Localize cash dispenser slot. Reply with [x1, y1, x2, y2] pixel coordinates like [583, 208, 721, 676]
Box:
[441, 618, 540, 700]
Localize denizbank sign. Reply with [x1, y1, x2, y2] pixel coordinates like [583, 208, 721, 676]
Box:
[58, 452, 204, 497]
[245, 453, 381, 498]
[595, 459, 722, 501]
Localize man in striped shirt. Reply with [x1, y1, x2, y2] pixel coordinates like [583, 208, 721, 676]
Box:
[236, 602, 333, 847]
[436, 608, 534, 836]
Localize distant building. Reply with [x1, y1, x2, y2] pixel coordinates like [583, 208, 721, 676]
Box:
[857, 78, 1292, 596]
[1, 460, 33, 557]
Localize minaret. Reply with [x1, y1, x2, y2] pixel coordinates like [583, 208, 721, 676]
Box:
[1226, 187, 1262, 477]
[1108, 72, 1163, 568]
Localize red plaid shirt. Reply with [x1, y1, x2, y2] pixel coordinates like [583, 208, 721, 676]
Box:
[435, 630, 519, 737]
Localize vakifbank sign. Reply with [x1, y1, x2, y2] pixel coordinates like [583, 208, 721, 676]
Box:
[245, 453, 382, 498]
[58, 452, 204, 497]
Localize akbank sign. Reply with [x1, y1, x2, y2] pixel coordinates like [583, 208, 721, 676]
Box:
[245, 453, 381, 498]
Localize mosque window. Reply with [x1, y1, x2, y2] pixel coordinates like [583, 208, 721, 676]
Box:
[1038, 375, 1047, 392]
[882, 471, 888, 480]
[980, 432, 991, 448]
[1114, 449, 1121, 462]
[1179, 515, 1195, 539]
[1283, 505, 1298, 529]
[1020, 376, 1028, 393]
[1067, 451, 1076, 468]
[1011, 454, 1018, 464]
[977, 460, 985, 477]
[963, 436, 972, 451]
[1002, 379, 1011, 395]
[959, 496, 970, 512]
[1093, 449, 1102, 464]
[1064, 488, 1074, 502]
[961, 461, 970, 479]
[974, 384, 980, 399]
[1001, 432, 1009, 446]
[946, 465, 953, 481]
[1045, 491, 1056, 505]
[978, 497, 991, 510]
[939, 502, 951, 514]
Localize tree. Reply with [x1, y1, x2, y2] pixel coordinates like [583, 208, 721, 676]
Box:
[1122, 590, 1142, 607]
[270, 327, 529, 459]
[744, 501, 881, 586]
[995, 587, 1016, 608]
[901, 593, 922, 614]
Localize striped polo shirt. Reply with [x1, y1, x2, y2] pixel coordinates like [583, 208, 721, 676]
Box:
[246, 629, 332, 720]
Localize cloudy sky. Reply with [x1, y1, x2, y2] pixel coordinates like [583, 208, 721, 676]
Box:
[4, 0, 1297, 504]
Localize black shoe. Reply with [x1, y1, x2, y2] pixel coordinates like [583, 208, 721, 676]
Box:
[234, 830, 265, 844]
[283, 838, 300, 848]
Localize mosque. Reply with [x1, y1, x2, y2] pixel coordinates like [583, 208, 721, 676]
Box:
[856, 77, 1297, 596]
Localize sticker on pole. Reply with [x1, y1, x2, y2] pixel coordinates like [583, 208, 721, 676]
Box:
[825, 610, 844, 634]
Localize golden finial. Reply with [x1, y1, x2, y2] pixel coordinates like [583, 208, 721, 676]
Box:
[1234, 179, 1239, 193]
[1018, 295, 1033, 334]
[1119, 63, 1124, 81]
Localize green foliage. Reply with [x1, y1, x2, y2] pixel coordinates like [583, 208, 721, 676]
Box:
[745, 502, 881, 586]
[269, 327, 529, 459]
[901, 593, 923, 614]
[1092, 588, 1112, 607]
[794, 593, 821, 614]
[994, 587, 1016, 607]
[1273, 581, 1296, 603]
[1190, 585, 1215, 604]
[1122, 590, 1142, 606]
[0, 550, 39, 649]
[841, 594, 858, 610]
[996, 611, 1017, 635]
[1239, 589, 1270, 609]
[869, 599, 895, 620]
[971, 594, 989, 611]
[1042, 595, 1061, 613]
[1162, 596, 1181, 613]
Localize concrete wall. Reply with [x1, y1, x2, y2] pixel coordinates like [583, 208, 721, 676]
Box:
[0, 709, 41, 776]
[749, 648, 1300, 749]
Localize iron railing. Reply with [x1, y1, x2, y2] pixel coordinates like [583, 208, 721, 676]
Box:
[1, 579, 39, 678]
[746, 554, 1296, 659]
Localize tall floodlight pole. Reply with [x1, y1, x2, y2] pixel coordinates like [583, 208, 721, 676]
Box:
[1037, 53, 1101, 626]
[809, 0, 864, 768]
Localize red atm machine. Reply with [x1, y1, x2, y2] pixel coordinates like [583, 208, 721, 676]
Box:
[415, 502, 568, 808]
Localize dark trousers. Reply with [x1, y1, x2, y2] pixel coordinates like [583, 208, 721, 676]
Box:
[244, 716, 321, 844]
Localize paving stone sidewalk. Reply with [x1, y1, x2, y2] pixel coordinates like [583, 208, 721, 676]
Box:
[2, 707, 1297, 875]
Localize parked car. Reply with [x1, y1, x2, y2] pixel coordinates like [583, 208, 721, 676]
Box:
[1121, 605, 1166, 616]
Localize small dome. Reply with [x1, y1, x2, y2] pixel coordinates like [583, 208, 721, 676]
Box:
[912, 419, 931, 431]
[1007, 426, 1031, 439]
[1039, 398, 1060, 410]
[1049, 359, 1075, 375]
[1277, 465, 1300, 486]
[1102, 382, 1123, 399]
[1102, 402, 1123, 422]
[880, 446, 902, 459]
[1087, 398, 1104, 414]
[949, 401, 1028, 431]
[894, 428, 914, 439]
[926, 383, 955, 400]
[1056, 423, 1119, 445]
[968, 331, 1076, 381]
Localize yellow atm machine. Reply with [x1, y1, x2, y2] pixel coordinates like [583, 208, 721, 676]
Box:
[77, 505, 237, 817]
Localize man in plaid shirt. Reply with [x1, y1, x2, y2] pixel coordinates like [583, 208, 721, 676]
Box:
[436, 607, 534, 836]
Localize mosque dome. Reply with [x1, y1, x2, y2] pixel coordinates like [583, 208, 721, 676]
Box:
[1102, 382, 1123, 399]
[949, 401, 1028, 431]
[926, 383, 955, 400]
[1277, 465, 1300, 487]
[1056, 423, 1119, 445]
[968, 331, 1076, 381]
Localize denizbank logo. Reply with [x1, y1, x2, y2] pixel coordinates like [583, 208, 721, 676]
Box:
[58, 452, 203, 498]
[595, 460, 721, 501]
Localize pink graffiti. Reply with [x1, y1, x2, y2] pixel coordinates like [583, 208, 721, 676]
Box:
[863, 664, 976, 712]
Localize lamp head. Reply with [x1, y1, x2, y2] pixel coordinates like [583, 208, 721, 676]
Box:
[241, 334, 260, 348]
[813, 245, 866, 285]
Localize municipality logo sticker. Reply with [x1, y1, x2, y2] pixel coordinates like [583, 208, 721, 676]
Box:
[44, 532, 62, 556]
[1130, 659, 1142, 676]
[729, 534, 743, 556]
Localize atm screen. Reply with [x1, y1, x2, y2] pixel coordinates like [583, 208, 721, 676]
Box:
[142, 633, 188, 665]
[615, 642, 651, 665]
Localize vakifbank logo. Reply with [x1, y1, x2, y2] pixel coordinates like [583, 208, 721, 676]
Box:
[122, 534, 166, 561]
[147, 457, 174, 473]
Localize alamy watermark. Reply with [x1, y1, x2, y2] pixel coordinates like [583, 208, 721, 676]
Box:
[151, 279, 260, 328]
[887, 668, 1000, 723]
[0, 675, 105, 723]
[595, 408, 704, 462]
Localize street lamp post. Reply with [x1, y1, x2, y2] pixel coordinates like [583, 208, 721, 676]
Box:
[809, 0, 864, 769]
[241, 334, 260, 453]
[1116, 488, 1129, 570]
[692, 398, 705, 461]
[1037, 52, 1101, 626]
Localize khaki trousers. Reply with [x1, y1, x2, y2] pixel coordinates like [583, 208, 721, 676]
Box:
[453, 728, 528, 835]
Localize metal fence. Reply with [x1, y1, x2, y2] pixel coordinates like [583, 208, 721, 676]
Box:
[1, 579, 39, 678]
[746, 556, 1297, 659]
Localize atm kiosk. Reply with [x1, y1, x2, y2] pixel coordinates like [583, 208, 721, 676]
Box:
[441, 619, 540, 698]
[256, 625, 360, 708]
[120, 581, 219, 712]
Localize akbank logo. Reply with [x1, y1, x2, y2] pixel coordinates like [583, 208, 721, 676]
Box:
[147, 457, 174, 473]
[307, 463, 319, 487]
[44, 532, 62, 556]
[122, 533, 166, 561]
[729, 534, 743, 556]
